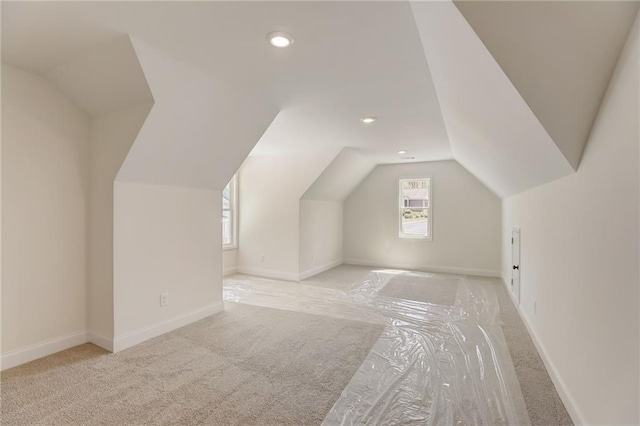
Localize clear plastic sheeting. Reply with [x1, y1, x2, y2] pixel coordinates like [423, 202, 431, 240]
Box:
[223, 269, 530, 426]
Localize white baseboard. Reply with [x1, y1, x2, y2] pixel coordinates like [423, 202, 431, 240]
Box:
[87, 331, 114, 352]
[1, 303, 226, 370]
[237, 266, 299, 282]
[1, 330, 87, 371]
[344, 258, 501, 278]
[112, 302, 225, 353]
[223, 266, 238, 276]
[500, 277, 584, 425]
[299, 259, 344, 280]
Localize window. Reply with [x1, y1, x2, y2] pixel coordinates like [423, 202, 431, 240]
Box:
[222, 174, 238, 249]
[399, 177, 432, 240]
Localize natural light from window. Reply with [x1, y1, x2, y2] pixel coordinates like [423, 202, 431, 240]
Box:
[399, 177, 431, 240]
[222, 174, 237, 248]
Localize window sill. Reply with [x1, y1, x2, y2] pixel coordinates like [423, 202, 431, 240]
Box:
[398, 235, 432, 241]
[223, 245, 238, 251]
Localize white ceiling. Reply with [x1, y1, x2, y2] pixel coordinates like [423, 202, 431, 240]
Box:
[2, 1, 452, 165]
[302, 148, 376, 201]
[412, 1, 575, 198]
[116, 37, 279, 190]
[0, 5, 121, 76]
[45, 36, 153, 117]
[2, 1, 638, 197]
[454, 0, 640, 170]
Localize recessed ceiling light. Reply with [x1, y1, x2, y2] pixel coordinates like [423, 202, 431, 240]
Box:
[267, 31, 294, 48]
[361, 117, 377, 124]
[397, 150, 408, 154]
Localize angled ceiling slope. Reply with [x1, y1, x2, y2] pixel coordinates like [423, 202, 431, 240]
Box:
[2, 0, 452, 167]
[411, 1, 574, 199]
[302, 148, 376, 202]
[117, 38, 279, 190]
[454, 0, 640, 170]
[46, 36, 153, 118]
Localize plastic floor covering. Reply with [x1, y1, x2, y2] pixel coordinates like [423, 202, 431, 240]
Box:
[223, 269, 530, 426]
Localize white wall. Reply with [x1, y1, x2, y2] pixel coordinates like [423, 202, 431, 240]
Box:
[1, 66, 3, 366]
[88, 104, 151, 343]
[344, 160, 501, 276]
[299, 200, 344, 279]
[237, 149, 339, 280]
[223, 249, 238, 276]
[113, 182, 222, 351]
[1, 38, 273, 364]
[107, 40, 274, 350]
[502, 14, 639, 425]
[1, 65, 90, 355]
[296, 148, 372, 279]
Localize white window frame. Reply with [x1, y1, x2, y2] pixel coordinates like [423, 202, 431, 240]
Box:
[398, 177, 432, 241]
[223, 174, 238, 250]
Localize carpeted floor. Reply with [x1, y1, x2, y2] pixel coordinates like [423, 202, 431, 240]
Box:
[1, 302, 384, 426]
[492, 278, 574, 426]
[1, 265, 573, 425]
[301, 265, 574, 426]
[378, 274, 459, 306]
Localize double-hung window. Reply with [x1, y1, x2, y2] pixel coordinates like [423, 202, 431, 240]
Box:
[399, 177, 432, 240]
[222, 174, 238, 249]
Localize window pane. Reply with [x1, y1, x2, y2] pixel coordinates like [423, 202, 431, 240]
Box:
[401, 179, 429, 208]
[406, 199, 428, 208]
[222, 175, 237, 247]
[401, 208, 428, 236]
[222, 184, 230, 210]
[222, 210, 231, 245]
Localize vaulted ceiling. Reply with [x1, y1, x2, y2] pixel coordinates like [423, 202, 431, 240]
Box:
[454, 0, 639, 170]
[2, 1, 638, 198]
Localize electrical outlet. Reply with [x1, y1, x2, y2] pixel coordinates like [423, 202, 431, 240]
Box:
[160, 292, 169, 307]
[533, 301, 537, 314]
[259, 255, 265, 263]
[311, 254, 315, 262]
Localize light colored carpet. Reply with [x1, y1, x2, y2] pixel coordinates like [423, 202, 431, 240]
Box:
[378, 274, 459, 306]
[1, 302, 384, 426]
[492, 279, 574, 426]
[301, 265, 574, 426]
[300, 264, 372, 291]
[230, 270, 529, 424]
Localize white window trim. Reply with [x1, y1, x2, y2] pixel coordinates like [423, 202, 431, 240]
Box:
[223, 174, 238, 250]
[398, 176, 432, 241]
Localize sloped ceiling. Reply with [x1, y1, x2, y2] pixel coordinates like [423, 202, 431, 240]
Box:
[1, 1, 451, 166]
[454, 0, 640, 170]
[0, 6, 120, 76]
[2, 1, 639, 198]
[46, 36, 153, 117]
[411, 1, 575, 198]
[302, 148, 376, 201]
[117, 38, 279, 190]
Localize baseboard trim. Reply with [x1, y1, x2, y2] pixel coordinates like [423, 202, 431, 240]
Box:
[344, 258, 501, 278]
[299, 259, 344, 280]
[1, 303, 227, 370]
[1, 330, 88, 371]
[237, 266, 299, 282]
[112, 302, 225, 353]
[223, 266, 238, 276]
[87, 331, 114, 352]
[500, 277, 585, 425]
